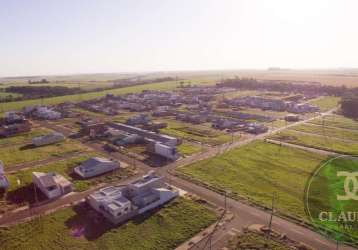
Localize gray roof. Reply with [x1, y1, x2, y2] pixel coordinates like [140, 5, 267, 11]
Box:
[80, 157, 114, 169]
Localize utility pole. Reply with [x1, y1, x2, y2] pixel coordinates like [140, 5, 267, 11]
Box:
[267, 192, 277, 241]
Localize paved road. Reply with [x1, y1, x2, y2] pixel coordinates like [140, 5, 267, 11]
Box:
[167, 174, 356, 250]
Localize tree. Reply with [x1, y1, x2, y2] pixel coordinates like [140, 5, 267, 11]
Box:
[341, 93, 358, 118]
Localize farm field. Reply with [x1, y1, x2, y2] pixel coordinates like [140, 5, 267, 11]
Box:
[0, 92, 22, 99]
[308, 114, 358, 131]
[0, 80, 205, 113]
[159, 119, 238, 146]
[270, 129, 358, 154]
[308, 96, 340, 112]
[0, 139, 89, 168]
[290, 123, 358, 141]
[307, 157, 358, 244]
[0, 197, 217, 250]
[177, 141, 326, 220]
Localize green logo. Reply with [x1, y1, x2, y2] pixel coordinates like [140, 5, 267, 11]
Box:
[304, 155, 358, 244]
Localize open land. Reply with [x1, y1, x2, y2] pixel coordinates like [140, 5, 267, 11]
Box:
[177, 140, 326, 220]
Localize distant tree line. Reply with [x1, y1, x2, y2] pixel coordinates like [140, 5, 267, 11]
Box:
[5, 86, 82, 99]
[341, 91, 358, 119]
[217, 77, 349, 96]
[0, 77, 178, 103]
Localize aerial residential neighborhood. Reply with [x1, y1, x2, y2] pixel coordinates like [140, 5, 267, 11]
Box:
[0, 1, 358, 250]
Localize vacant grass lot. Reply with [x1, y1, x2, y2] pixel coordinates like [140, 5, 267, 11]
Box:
[177, 142, 202, 156]
[270, 130, 358, 154]
[308, 115, 358, 131]
[0, 139, 88, 168]
[0, 154, 133, 211]
[160, 119, 238, 146]
[0, 128, 50, 146]
[308, 96, 340, 112]
[178, 141, 326, 220]
[290, 123, 358, 141]
[0, 197, 217, 250]
[228, 232, 291, 250]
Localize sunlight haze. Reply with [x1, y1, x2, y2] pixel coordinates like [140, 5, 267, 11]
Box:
[1, 0, 357, 76]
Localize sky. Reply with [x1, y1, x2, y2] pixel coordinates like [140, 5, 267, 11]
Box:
[0, 0, 357, 77]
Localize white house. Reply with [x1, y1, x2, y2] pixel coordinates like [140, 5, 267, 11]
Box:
[74, 157, 119, 179]
[32, 132, 65, 147]
[32, 172, 72, 199]
[146, 141, 179, 160]
[87, 171, 178, 224]
[87, 186, 134, 224]
[0, 161, 9, 190]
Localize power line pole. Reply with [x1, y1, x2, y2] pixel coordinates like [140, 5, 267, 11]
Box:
[267, 192, 277, 241]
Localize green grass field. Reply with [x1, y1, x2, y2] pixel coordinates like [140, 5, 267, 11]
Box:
[290, 123, 358, 141]
[160, 119, 238, 146]
[0, 80, 183, 113]
[0, 197, 217, 250]
[308, 115, 358, 131]
[177, 142, 202, 156]
[307, 157, 358, 244]
[177, 141, 326, 220]
[0, 128, 50, 146]
[0, 139, 88, 168]
[228, 232, 291, 250]
[0, 92, 22, 99]
[270, 129, 358, 154]
[308, 96, 340, 112]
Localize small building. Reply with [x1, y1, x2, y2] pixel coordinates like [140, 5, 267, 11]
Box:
[0, 161, 9, 190]
[87, 186, 135, 224]
[74, 157, 119, 179]
[285, 114, 300, 122]
[146, 141, 179, 160]
[126, 114, 151, 126]
[246, 123, 269, 134]
[4, 111, 26, 124]
[32, 132, 65, 146]
[80, 123, 107, 138]
[32, 172, 72, 199]
[0, 120, 31, 137]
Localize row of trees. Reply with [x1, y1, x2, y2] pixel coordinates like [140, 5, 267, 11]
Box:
[5, 86, 82, 99]
[341, 91, 358, 118]
[218, 77, 349, 96]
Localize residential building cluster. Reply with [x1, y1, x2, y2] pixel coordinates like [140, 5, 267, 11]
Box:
[0, 111, 31, 137]
[225, 96, 320, 114]
[23, 106, 62, 120]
